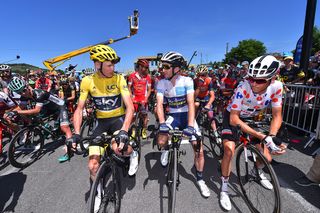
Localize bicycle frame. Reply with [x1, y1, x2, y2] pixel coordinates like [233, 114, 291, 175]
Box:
[0, 116, 28, 154]
[235, 124, 268, 179]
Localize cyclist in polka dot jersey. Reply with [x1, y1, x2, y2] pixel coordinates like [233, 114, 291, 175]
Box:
[219, 55, 287, 211]
[227, 80, 283, 118]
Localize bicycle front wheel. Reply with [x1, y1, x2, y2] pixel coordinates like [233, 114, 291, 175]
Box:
[88, 161, 121, 213]
[236, 143, 281, 213]
[8, 127, 44, 168]
[129, 124, 141, 164]
[167, 147, 178, 213]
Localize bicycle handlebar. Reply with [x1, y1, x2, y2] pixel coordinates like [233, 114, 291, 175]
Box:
[90, 132, 129, 152]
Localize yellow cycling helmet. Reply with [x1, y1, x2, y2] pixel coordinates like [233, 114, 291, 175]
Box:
[90, 45, 120, 63]
[297, 71, 305, 78]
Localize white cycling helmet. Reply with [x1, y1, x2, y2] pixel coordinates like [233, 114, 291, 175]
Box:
[196, 65, 208, 75]
[0, 64, 11, 71]
[8, 77, 26, 94]
[248, 55, 280, 79]
[161, 51, 186, 67]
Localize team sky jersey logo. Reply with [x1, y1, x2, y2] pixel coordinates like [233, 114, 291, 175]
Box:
[167, 96, 187, 109]
[93, 95, 121, 111]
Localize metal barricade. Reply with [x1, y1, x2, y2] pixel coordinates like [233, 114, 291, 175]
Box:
[282, 84, 320, 149]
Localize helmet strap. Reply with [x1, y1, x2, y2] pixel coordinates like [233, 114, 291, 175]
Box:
[167, 66, 180, 81]
[99, 62, 107, 78]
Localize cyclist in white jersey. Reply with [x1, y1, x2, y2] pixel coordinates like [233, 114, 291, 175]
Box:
[156, 51, 210, 198]
[219, 55, 286, 211]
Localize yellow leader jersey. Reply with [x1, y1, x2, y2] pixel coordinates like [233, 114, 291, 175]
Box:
[79, 73, 130, 119]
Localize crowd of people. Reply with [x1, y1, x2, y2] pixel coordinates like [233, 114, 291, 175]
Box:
[1, 46, 320, 212]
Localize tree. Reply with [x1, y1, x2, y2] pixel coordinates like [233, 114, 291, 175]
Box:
[224, 39, 267, 64]
[311, 26, 320, 55]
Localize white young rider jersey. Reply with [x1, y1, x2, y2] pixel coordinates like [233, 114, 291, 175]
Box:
[0, 91, 16, 109]
[156, 75, 194, 114]
[227, 79, 283, 118]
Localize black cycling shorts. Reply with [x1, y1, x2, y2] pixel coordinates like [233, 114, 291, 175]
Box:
[92, 116, 124, 138]
[89, 116, 124, 156]
[41, 103, 70, 126]
[221, 110, 239, 142]
[221, 110, 259, 144]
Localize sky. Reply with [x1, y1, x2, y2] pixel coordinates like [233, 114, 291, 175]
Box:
[1, 0, 320, 72]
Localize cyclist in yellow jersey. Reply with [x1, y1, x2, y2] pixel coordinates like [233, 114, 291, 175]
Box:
[72, 45, 137, 187]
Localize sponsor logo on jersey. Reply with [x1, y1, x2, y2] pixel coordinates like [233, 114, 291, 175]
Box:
[106, 85, 118, 91]
[236, 92, 243, 99]
[93, 95, 121, 111]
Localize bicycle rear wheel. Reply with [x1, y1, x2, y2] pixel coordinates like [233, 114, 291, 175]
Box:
[88, 161, 121, 213]
[208, 121, 224, 159]
[80, 118, 97, 153]
[236, 143, 281, 213]
[167, 147, 178, 213]
[8, 127, 44, 168]
[80, 117, 97, 138]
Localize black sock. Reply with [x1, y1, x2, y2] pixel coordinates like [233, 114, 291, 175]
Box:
[196, 170, 203, 181]
[89, 178, 93, 189]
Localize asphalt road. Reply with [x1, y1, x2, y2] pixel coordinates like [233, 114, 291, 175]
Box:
[0, 116, 319, 213]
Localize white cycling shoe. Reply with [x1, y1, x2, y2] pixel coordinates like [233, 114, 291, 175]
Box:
[160, 150, 169, 167]
[128, 151, 139, 176]
[94, 183, 103, 213]
[220, 191, 232, 211]
[197, 180, 211, 198]
[251, 168, 273, 190]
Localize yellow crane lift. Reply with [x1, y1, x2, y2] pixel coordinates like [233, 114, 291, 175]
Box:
[43, 10, 139, 71]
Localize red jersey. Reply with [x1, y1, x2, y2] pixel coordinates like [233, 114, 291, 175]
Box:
[220, 77, 237, 90]
[128, 72, 151, 98]
[35, 78, 52, 92]
[194, 77, 214, 99]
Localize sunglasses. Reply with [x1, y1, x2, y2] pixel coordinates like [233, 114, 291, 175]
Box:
[248, 77, 268, 84]
[162, 64, 172, 70]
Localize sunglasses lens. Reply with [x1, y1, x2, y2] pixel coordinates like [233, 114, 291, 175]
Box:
[162, 64, 171, 69]
[256, 79, 267, 84]
[248, 77, 267, 84]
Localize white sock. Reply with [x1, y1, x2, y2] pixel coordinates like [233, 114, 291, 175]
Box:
[131, 150, 137, 157]
[221, 176, 229, 192]
[96, 182, 102, 198]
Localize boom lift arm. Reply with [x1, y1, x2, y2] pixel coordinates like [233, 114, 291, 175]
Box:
[43, 10, 139, 71]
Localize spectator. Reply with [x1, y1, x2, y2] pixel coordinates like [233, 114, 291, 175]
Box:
[35, 70, 52, 92]
[279, 56, 305, 84]
[295, 154, 320, 186]
[240, 61, 249, 79]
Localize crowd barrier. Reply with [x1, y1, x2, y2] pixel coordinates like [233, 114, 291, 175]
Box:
[282, 84, 320, 154]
